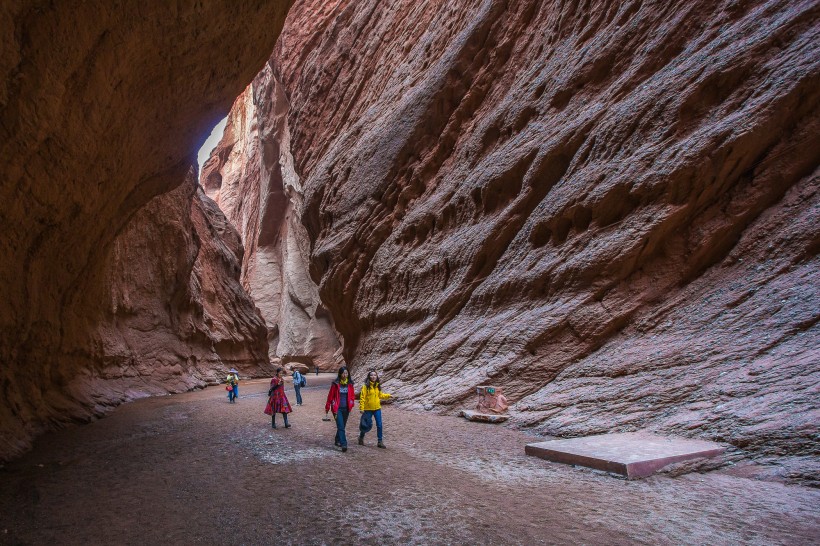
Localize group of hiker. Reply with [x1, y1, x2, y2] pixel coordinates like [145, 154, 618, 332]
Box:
[225, 365, 391, 452]
[324, 366, 391, 451]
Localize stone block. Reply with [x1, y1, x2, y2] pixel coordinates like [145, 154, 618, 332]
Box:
[474, 385, 509, 415]
[460, 410, 510, 423]
[525, 432, 726, 478]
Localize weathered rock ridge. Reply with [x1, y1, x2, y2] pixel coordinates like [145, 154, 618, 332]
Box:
[0, 1, 290, 460]
[201, 68, 341, 371]
[259, 0, 819, 481]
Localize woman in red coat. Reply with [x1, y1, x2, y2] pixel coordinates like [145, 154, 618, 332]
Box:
[264, 368, 292, 429]
[325, 366, 355, 452]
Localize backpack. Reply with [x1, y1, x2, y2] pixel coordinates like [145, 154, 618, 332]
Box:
[294, 371, 306, 388]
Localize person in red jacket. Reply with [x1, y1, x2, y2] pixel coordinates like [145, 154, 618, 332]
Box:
[325, 366, 355, 452]
[264, 368, 292, 429]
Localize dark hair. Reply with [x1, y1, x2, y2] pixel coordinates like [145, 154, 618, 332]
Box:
[365, 369, 380, 389]
[336, 366, 351, 383]
[276, 367, 284, 375]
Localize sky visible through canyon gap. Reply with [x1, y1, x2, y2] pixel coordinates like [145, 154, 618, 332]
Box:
[197, 116, 227, 176]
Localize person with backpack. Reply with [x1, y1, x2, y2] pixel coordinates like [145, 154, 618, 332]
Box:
[225, 369, 239, 403]
[325, 366, 355, 452]
[358, 369, 391, 448]
[264, 368, 292, 429]
[292, 369, 306, 406]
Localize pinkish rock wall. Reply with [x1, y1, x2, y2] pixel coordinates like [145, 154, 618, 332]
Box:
[0, 1, 290, 461]
[59, 171, 271, 411]
[264, 0, 819, 481]
[201, 68, 341, 371]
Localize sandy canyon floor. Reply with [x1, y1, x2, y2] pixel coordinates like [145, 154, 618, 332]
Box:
[1, 376, 818, 545]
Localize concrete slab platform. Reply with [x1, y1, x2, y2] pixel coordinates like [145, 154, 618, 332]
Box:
[460, 410, 509, 423]
[525, 432, 726, 478]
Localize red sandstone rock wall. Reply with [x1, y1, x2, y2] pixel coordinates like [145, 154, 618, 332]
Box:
[269, 0, 819, 481]
[201, 68, 341, 371]
[60, 172, 271, 409]
[0, 1, 290, 460]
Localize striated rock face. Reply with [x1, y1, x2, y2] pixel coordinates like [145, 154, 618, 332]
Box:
[61, 172, 272, 407]
[201, 68, 341, 371]
[0, 2, 290, 460]
[266, 0, 819, 480]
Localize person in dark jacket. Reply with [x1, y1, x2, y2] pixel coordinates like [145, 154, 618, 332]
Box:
[325, 366, 355, 452]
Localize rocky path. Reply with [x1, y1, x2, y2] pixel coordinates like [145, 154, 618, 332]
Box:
[1, 376, 818, 545]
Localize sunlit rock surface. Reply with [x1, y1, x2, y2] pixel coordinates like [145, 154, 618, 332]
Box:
[201, 71, 341, 371]
[0, 1, 290, 460]
[265, 0, 818, 482]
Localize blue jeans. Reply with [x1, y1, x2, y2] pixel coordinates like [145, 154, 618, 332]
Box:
[335, 408, 350, 447]
[360, 409, 383, 441]
[294, 385, 302, 405]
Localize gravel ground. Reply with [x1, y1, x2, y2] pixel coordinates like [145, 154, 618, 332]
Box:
[0, 375, 818, 545]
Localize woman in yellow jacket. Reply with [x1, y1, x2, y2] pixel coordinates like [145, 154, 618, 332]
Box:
[358, 370, 391, 448]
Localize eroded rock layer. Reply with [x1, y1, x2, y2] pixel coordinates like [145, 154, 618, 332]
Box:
[0, 1, 290, 460]
[61, 172, 272, 407]
[269, 0, 819, 481]
[201, 69, 341, 371]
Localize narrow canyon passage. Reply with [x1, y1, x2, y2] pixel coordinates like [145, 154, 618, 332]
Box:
[0, 383, 818, 545]
[2, 0, 818, 541]
[200, 0, 820, 487]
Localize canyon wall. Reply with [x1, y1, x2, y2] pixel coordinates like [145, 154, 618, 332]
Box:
[0, 1, 290, 460]
[265, 0, 818, 481]
[58, 171, 271, 414]
[201, 67, 341, 371]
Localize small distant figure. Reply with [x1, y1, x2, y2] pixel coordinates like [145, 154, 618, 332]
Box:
[264, 368, 292, 429]
[315, 365, 320, 376]
[358, 370, 391, 449]
[325, 366, 355, 452]
[292, 368, 305, 406]
[226, 369, 239, 403]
